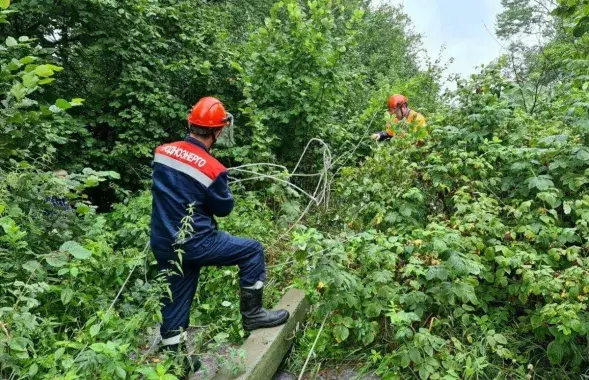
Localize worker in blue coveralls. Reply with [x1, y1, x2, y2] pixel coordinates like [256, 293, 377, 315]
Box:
[150, 97, 289, 375]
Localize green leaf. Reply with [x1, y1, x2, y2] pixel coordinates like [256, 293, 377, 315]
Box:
[540, 215, 552, 224]
[38, 78, 55, 85]
[46, 64, 62, 72]
[5, 36, 17, 47]
[400, 352, 411, 368]
[527, 175, 554, 191]
[90, 343, 105, 353]
[446, 253, 467, 275]
[5, 61, 19, 72]
[10, 82, 26, 100]
[115, 367, 126, 379]
[214, 332, 229, 343]
[230, 61, 244, 72]
[34, 65, 53, 77]
[56, 98, 72, 111]
[136, 368, 158, 377]
[22, 72, 38, 88]
[574, 18, 589, 38]
[575, 146, 589, 161]
[103, 171, 121, 180]
[426, 265, 448, 280]
[372, 270, 393, 283]
[46, 252, 68, 267]
[409, 347, 422, 363]
[0, 0, 10, 10]
[564, 202, 572, 215]
[361, 332, 375, 346]
[547, 341, 564, 365]
[60, 241, 92, 260]
[365, 303, 382, 318]
[71, 98, 85, 105]
[9, 337, 28, 351]
[76, 203, 91, 214]
[333, 325, 349, 343]
[90, 324, 101, 337]
[62, 357, 74, 369]
[0, 216, 15, 232]
[432, 238, 447, 252]
[28, 363, 38, 377]
[570, 319, 584, 333]
[399, 204, 412, 217]
[54, 347, 65, 360]
[22, 260, 41, 273]
[61, 288, 74, 305]
[494, 334, 507, 345]
[424, 345, 434, 356]
[342, 316, 354, 328]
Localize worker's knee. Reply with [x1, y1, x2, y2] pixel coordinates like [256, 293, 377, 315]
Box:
[238, 239, 266, 286]
[245, 239, 265, 268]
[252, 239, 264, 257]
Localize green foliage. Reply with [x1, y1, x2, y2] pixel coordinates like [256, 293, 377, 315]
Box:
[555, 0, 589, 37]
[1, 0, 439, 376]
[288, 44, 589, 376]
[0, 0, 435, 188]
[231, 0, 366, 163]
[1, 0, 237, 184]
[11, 0, 589, 379]
[496, 0, 557, 39]
[0, 33, 85, 163]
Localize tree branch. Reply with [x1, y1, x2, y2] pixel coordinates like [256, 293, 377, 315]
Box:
[510, 51, 528, 113]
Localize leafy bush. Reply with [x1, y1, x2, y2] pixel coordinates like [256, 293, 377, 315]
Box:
[6, 0, 589, 379]
[289, 59, 589, 378]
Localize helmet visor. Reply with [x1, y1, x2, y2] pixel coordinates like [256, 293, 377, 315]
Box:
[215, 113, 236, 147]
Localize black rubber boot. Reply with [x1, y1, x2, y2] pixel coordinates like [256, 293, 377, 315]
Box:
[240, 287, 289, 331]
[159, 343, 201, 377]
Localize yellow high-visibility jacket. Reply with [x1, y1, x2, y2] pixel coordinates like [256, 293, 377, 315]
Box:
[385, 109, 426, 137]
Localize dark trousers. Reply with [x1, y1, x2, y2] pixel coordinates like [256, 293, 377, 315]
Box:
[154, 232, 266, 339]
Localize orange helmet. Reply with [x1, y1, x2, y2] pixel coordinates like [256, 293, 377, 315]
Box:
[187, 97, 232, 128]
[387, 94, 408, 111]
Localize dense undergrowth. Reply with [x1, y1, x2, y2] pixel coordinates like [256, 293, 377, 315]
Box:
[2, 0, 589, 379]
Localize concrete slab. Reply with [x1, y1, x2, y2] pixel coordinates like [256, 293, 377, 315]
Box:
[213, 288, 310, 380]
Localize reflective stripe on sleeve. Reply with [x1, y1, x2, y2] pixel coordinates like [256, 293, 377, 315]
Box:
[154, 153, 213, 187]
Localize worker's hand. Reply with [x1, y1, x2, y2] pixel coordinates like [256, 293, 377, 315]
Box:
[370, 133, 380, 141]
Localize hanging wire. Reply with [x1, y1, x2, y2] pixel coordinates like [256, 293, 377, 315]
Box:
[227, 111, 380, 245]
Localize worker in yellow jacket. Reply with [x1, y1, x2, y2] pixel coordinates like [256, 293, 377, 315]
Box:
[371, 94, 426, 141]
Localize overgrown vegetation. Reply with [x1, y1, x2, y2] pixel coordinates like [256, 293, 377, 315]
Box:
[1, 0, 589, 379]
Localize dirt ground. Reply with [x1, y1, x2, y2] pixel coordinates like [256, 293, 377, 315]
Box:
[274, 367, 380, 380]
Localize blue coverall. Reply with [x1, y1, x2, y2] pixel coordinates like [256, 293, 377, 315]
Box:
[150, 136, 266, 340]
